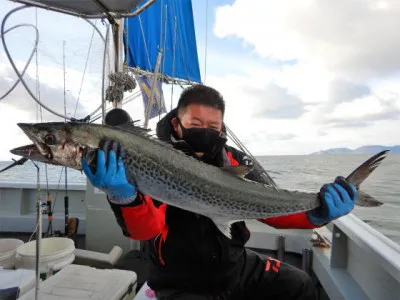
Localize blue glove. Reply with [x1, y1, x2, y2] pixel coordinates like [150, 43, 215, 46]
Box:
[82, 144, 136, 204]
[307, 176, 358, 226]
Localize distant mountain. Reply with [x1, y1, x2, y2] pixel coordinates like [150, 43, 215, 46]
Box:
[310, 145, 400, 155]
[311, 147, 353, 155]
[352, 145, 400, 154]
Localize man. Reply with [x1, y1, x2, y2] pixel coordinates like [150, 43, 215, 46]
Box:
[82, 85, 357, 300]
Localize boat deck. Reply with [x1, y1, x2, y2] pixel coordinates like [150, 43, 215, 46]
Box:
[1, 182, 399, 299]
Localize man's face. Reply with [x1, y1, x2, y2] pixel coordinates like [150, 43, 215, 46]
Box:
[171, 104, 223, 138]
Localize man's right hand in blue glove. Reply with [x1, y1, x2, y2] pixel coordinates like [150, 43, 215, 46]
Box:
[82, 142, 136, 205]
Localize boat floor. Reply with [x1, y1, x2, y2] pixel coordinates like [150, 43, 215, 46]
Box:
[1, 232, 329, 299]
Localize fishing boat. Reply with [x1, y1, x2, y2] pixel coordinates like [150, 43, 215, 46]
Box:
[0, 1, 399, 299]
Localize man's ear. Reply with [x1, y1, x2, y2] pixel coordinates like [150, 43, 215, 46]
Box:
[221, 122, 227, 134]
[171, 117, 179, 132]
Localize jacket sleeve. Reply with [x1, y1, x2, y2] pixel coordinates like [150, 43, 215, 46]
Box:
[258, 211, 322, 229]
[108, 192, 167, 240]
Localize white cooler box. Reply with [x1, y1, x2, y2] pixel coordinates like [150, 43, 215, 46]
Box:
[19, 264, 137, 300]
[0, 268, 35, 299]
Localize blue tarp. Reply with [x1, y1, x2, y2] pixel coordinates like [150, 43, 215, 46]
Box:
[123, 0, 201, 83]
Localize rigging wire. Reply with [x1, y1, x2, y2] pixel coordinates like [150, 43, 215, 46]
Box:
[0, 5, 108, 121]
[225, 125, 279, 189]
[74, 20, 97, 118]
[204, 0, 208, 84]
[0, 23, 38, 100]
[170, 15, 177, 111]
[33, 7, 52, 235]
[90, 90, 142, 123]
[159, 2, 168, 121]
[170, 0, 191, 82]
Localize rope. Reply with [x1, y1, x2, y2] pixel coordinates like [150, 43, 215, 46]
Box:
[105, 71, 137, 103]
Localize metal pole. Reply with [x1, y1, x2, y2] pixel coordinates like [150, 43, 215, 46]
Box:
[63, 41, 69, 236]
[112, 19, 124, 109]
[101, 25, 110, 124]
[33, 162, 41, 300]
[302, 248, 313, 275]
[10, 0, 157, 19]
[276, 235, 286, 261]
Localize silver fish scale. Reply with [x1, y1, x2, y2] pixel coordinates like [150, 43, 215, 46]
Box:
[75, 123, 322, 220]
[119, 134, 320, 221]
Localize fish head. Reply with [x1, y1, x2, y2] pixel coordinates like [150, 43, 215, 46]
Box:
[17, 122, 98, 171]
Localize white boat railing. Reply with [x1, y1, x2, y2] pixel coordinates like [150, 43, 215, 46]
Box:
[313, 213, 400, 300]
[0, 181, 86, 234]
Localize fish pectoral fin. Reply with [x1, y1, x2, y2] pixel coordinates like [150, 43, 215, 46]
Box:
[220, 166, 252, 178]
[211, 218, 235, 239]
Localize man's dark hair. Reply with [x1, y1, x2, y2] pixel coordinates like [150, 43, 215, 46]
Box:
[177, 84, 225, 117]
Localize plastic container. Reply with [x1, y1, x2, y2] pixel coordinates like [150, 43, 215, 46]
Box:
[15, 237, 75, 274]
[18, 264, 137, 300]
[0, 238, 24, 269]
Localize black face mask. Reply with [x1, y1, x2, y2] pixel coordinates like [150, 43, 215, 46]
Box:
[177, 118, 227, 157]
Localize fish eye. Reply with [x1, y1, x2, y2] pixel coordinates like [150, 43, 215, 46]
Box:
[44, 133, 56, 145]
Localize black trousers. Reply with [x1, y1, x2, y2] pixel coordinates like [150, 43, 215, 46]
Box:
[155, 249, 316, 300]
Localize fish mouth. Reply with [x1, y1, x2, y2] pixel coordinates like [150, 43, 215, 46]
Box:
[10, 144, 40, 157]
[10, 144, 57, 165]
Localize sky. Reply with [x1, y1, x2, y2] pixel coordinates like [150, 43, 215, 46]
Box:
[1, 0, 400, 161]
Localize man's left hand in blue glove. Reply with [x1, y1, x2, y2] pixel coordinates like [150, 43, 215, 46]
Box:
[307, 176, 358, 226]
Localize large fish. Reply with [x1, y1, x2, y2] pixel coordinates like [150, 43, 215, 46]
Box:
[11, 122, 389, 238]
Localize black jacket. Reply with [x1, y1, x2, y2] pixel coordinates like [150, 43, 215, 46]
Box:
[147, 109, 252, 292]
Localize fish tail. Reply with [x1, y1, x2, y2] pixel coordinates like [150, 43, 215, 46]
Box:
[345, 150, 390, 207]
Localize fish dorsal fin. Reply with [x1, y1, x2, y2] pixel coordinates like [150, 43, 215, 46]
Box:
[114, 122, 175, 150]
[115, 122, 152, 136]
[220, 165, 252, 178]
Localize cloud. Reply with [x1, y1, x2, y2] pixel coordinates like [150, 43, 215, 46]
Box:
[314, 78, 372, 115]
[0, 64, 88, 121]
[325, 120, 369, 129]
[271, 133, 297, 141]
[1, 0, 400, 160]
[329, 79, 371, 103]
[321, 93, 400, 128]
[247, 82, 306, 119]
[214, 0, 400, 80]
[317, 131, 328, 137]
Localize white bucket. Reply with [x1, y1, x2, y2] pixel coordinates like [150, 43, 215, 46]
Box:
[15, 237, 75, 274]
[0, 239, 24, 269]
